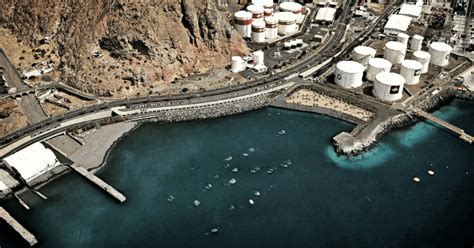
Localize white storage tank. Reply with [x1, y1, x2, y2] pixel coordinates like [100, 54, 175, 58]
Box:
[231, 56, 244, 72]
[400, 60, 423, 85]
[429, 42, 452, 66]
[334, 61, 365, 89]
[397, 33, 409, 46]
[252, 0, 274, 11]
[413, 51, 431, 73]
[251, 21, 266, 43]
[367, 58, 392, 81]
[384, 41, 406, 65]
[373, 72, 405, 102]
[253, 50, 264, 65]
[265, 16, 278, 40]
[247, 5, 265, 23]
[411, 35, 424, 52]
[353, 46, 376, 66]
[279, 2, 304, 24]
[276, 12, 297, 36]
[234, 11, 253, 38]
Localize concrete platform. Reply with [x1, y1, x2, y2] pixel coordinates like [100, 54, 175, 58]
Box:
[0, 207, 37, 246]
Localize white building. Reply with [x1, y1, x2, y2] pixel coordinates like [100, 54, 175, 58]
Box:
[399, 4, 423, 19]
[315, 7, 337, 24]
[384, 14, 412, 35]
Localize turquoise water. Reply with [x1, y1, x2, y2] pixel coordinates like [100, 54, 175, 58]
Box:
[1, 99, 473, 247]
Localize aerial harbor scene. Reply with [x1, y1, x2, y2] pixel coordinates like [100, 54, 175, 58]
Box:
[0, 0, 472, 247]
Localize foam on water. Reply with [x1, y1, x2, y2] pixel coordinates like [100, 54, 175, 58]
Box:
[324, 143, 396, 169]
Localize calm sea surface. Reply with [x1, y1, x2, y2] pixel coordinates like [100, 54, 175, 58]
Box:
[1, 99, 473, 248]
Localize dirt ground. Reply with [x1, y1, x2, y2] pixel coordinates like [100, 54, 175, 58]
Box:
[0, 99, 28, 136]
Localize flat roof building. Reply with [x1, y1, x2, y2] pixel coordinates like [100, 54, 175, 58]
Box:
[315, 7, 336, 24]
[384, 14, 412, 35]
[399, 4, 422, 19]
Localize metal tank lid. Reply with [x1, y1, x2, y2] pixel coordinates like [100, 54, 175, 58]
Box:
[265, 16, 278, 24]
[430, 42, 452, 52]
[252, 0, 274, 8]
[234, 11, 253, 20]
[397, 33, 409, 38]
[354, 46, 376, 55]
[247, 4, 265, 13]
[252, 20, 266, 28]
[368, 58, 392, 68]
[279, 2, 303, 11]
[336, 61, 365, 74]
[413, 50, 431, 59]
[276, 12, 297, 22]
[385, 41, 406, 51]
[412, 34, 424, 40]
[401, 59, 423, 70]
[375, 72, 405, 86]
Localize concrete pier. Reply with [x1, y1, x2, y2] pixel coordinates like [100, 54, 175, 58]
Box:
[0, 207, 37, 246]
[68, 163, 126, 203]
[415, 109, 474, 144]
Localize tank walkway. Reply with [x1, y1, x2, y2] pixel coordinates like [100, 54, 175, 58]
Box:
[415, 109, 474, 144]
[0, 207, 37, 246]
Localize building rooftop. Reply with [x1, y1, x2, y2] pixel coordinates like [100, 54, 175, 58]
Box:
[384, 14, 412, 34]
[315, 7, 336, 23]
[399, 4, 422, 18]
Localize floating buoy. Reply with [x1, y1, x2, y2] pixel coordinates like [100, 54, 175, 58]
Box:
[194, 200, 201, 207]
[249, 199, 255, 205]
[232, 168, 239, 173]
[254, 191, 261, 196]
[210, 227, 219, 234]
[229, 178, 237, 185]
[428, 170, 435, 176]
[413, 177, 421, 183]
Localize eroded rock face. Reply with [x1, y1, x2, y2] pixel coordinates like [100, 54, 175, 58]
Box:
[0, 0, 249, 97]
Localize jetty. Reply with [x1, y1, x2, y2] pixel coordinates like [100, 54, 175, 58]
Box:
[67, 163, 126, 203]
[0, 207, 37, 246]
[415, 109, 474, 144]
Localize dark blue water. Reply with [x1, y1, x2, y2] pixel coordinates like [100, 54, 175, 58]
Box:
[1, 99, 473, 248]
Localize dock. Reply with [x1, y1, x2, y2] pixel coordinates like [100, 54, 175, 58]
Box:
[415, 109, 474, 144]
[68, 163, 126, 203]
[0, 207, 37, 246]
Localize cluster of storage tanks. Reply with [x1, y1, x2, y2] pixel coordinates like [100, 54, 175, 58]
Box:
[334, 34, 453, 102]
[231, 50, 266, 73]
[234, 0, 306, 43]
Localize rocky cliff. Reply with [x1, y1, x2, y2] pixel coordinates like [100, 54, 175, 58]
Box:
[0, 0, 249, 97]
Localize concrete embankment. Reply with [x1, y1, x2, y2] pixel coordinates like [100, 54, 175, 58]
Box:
[333, 87, 474, 156]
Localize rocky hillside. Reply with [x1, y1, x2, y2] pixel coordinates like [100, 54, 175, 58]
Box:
[0, 0, 249, 97]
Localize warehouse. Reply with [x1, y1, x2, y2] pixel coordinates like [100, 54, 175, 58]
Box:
[315, 7, 337, 24]
[384, 14, 412, 35]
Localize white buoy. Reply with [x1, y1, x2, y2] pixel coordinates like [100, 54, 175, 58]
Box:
[373, 72, 405, 102]
[428, 170, 435, 176]
[413, 51, 431, 74]
[334, 61, 365, 89]
[265, 16, 278, 40]
[384, 41, 406, 65]
[413, 177, 421, 183]
[367, 58, 392, 81]
[400, 59, 423, 85]
[231, 56, 244, 73]
[247, 4, 265, 23]
[248, 199, 255, 205]
[251, 20, 266, 43]
[353, 46, 376, 66]
[429, 42, 452, 67]
[229, 178, 237, 185]
[411, 35, 424, 52]
[397, 33, 409, 46]
[276, 12, 297, 36]
[194, 200, 201, 207]
[234, 11, 253, 38]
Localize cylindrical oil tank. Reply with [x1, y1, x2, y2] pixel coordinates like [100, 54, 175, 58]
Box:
[397, 33, 409, 46]
[367, 58, 392, 81]
[276, 12, 297, 36]
[231, 56, 244, 72]
[384, 41, 406, 65]
[413, 51, 431, 73]
[234, 11, 253, 38]
[400, 60, 423, 85]
[252, 0, 274, 10]
[247, 5, 265, 23]
[253, 50, 264, 65]
[264, 8, 273, 16]
[279, 2, 304, 24]
[251, 21, 266, 43]
[411, 35, 424, 52]
[429, 42, 452, 66]
[265, 16, 278, 40]
[353, 46, 376, 66]
[373, 72, 405, 102]
[334, 61, 365, 89]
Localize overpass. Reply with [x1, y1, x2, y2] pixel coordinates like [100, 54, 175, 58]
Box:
[415, 108, 474, 144]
